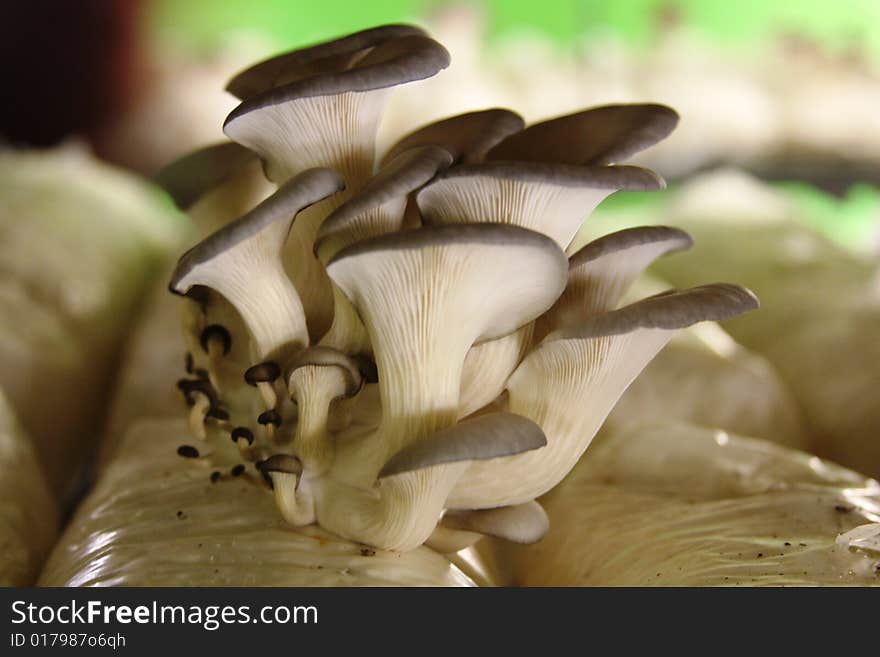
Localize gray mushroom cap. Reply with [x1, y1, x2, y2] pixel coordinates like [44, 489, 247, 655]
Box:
[169, 167, 344, 293]
[486, 103, 679, 165]
[317, 145, 453, 245]
[568, 225, 693, 267]
[258, 454, 304, 476]
[226, 24, 431, 99]
[419, 161, 665, 207]
[153, 142, 259, 210]
[381, 108, 525, 166]
[224, 33, 450, 126]
[549, 284, 760, 341]
[378, 412, 547, 479]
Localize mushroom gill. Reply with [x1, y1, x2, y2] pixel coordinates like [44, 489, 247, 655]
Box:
[164, 24, 758, 553]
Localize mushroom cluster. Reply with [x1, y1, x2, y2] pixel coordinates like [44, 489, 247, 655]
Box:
[160, 24, 758, 552]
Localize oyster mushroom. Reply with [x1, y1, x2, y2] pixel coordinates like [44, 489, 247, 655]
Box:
[448, 284, 759, 509]
[223, 26, 450, 337]
[314, 145, 453, 356]
[169, 167, 344, 361]
[535, 225, 694, 340]
[153, 141, 273, 236]
[485, 103, 679, 165]
[380, 108, 525, 165]
[285, 347, 363, 473]
[258, 454, 312, 526]
[419, 165, 665, 419]
[326, 224, 567, 479]
[418, 162, 664, 250]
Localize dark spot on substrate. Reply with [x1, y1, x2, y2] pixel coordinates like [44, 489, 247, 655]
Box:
[834, 505, 852, 513]
[756, 553, 763, 558]
[177, 445, 199, 458]
[231, 464, 245, 477]
[177, 510, 185, 519]
[799, 542, 807, 547]
[360, 548, 376, 557]
[784, 542, 791, 547]
[210, 471, 221, 483]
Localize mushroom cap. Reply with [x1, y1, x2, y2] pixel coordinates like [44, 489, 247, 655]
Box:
[199, 324, 232, 355]
[547, 283, 760, 341]
[244, 361, 281, 385]
[153, 142, 259, 210]
[381, 108, 525, 166]
[536, 226, 695, 337]
[443, 500, 549, 544]
[168, 167, 344, 293]
[420, 161, 665, 201]
[226, 24, 431, 100]
[486, 103, 679, 165]
[416, 162, 663, 250]
[285, 346, 363, 398]
[569, 225, 693, 266]
[316, 145, 453, 248]
[378, 412, 547, 479]
[327, 223, 568, 344]
[224, 33, 450, 127]
[231, 427, 255, 445]
[258, 454, 303, 476]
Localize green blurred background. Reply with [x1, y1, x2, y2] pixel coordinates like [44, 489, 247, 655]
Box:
[153, 0, 880, 58]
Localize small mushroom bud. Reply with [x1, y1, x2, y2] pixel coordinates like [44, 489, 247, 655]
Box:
[257, 455, 313, 526]
[230, 426, 255, 457]
[245, 361, 282, 411]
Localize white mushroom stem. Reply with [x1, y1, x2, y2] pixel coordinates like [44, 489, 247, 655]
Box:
[317, 285, 371, 356]
[188, 393, 210, 440]
[256, 381, 277, 410]
[289, 365, 350, 474]
[448, 284, 759, 509]
[269, 472, 316, 526]
[316, 464, 469, 551]
[458, 323, 533, 419]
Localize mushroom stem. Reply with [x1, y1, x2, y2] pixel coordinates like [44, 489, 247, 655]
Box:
[288, 366, 348, 473]
[270, 471, 316, 526]
[256, 381, 277, 410]
[188, 393, 210, 440]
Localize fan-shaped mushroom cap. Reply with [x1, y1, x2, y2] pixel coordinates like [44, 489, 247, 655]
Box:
[226, 24, 436, 100]
[486, 103, 679, 165]
[223, 29, 449, 340]
[169, 168, 344, 360]
[224, 31, 450, 183]
[326, 224, 567, 478]
[381, 108, 525, 166]
[153, 142, 268, 228]
[316, 145, 453, 261]
[448, 284, 759, 509]
[316, 412, 546, 551]
[417, 162, 664, 250]
[535, 226, 693, 341]
[315, 145, 453, 355]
